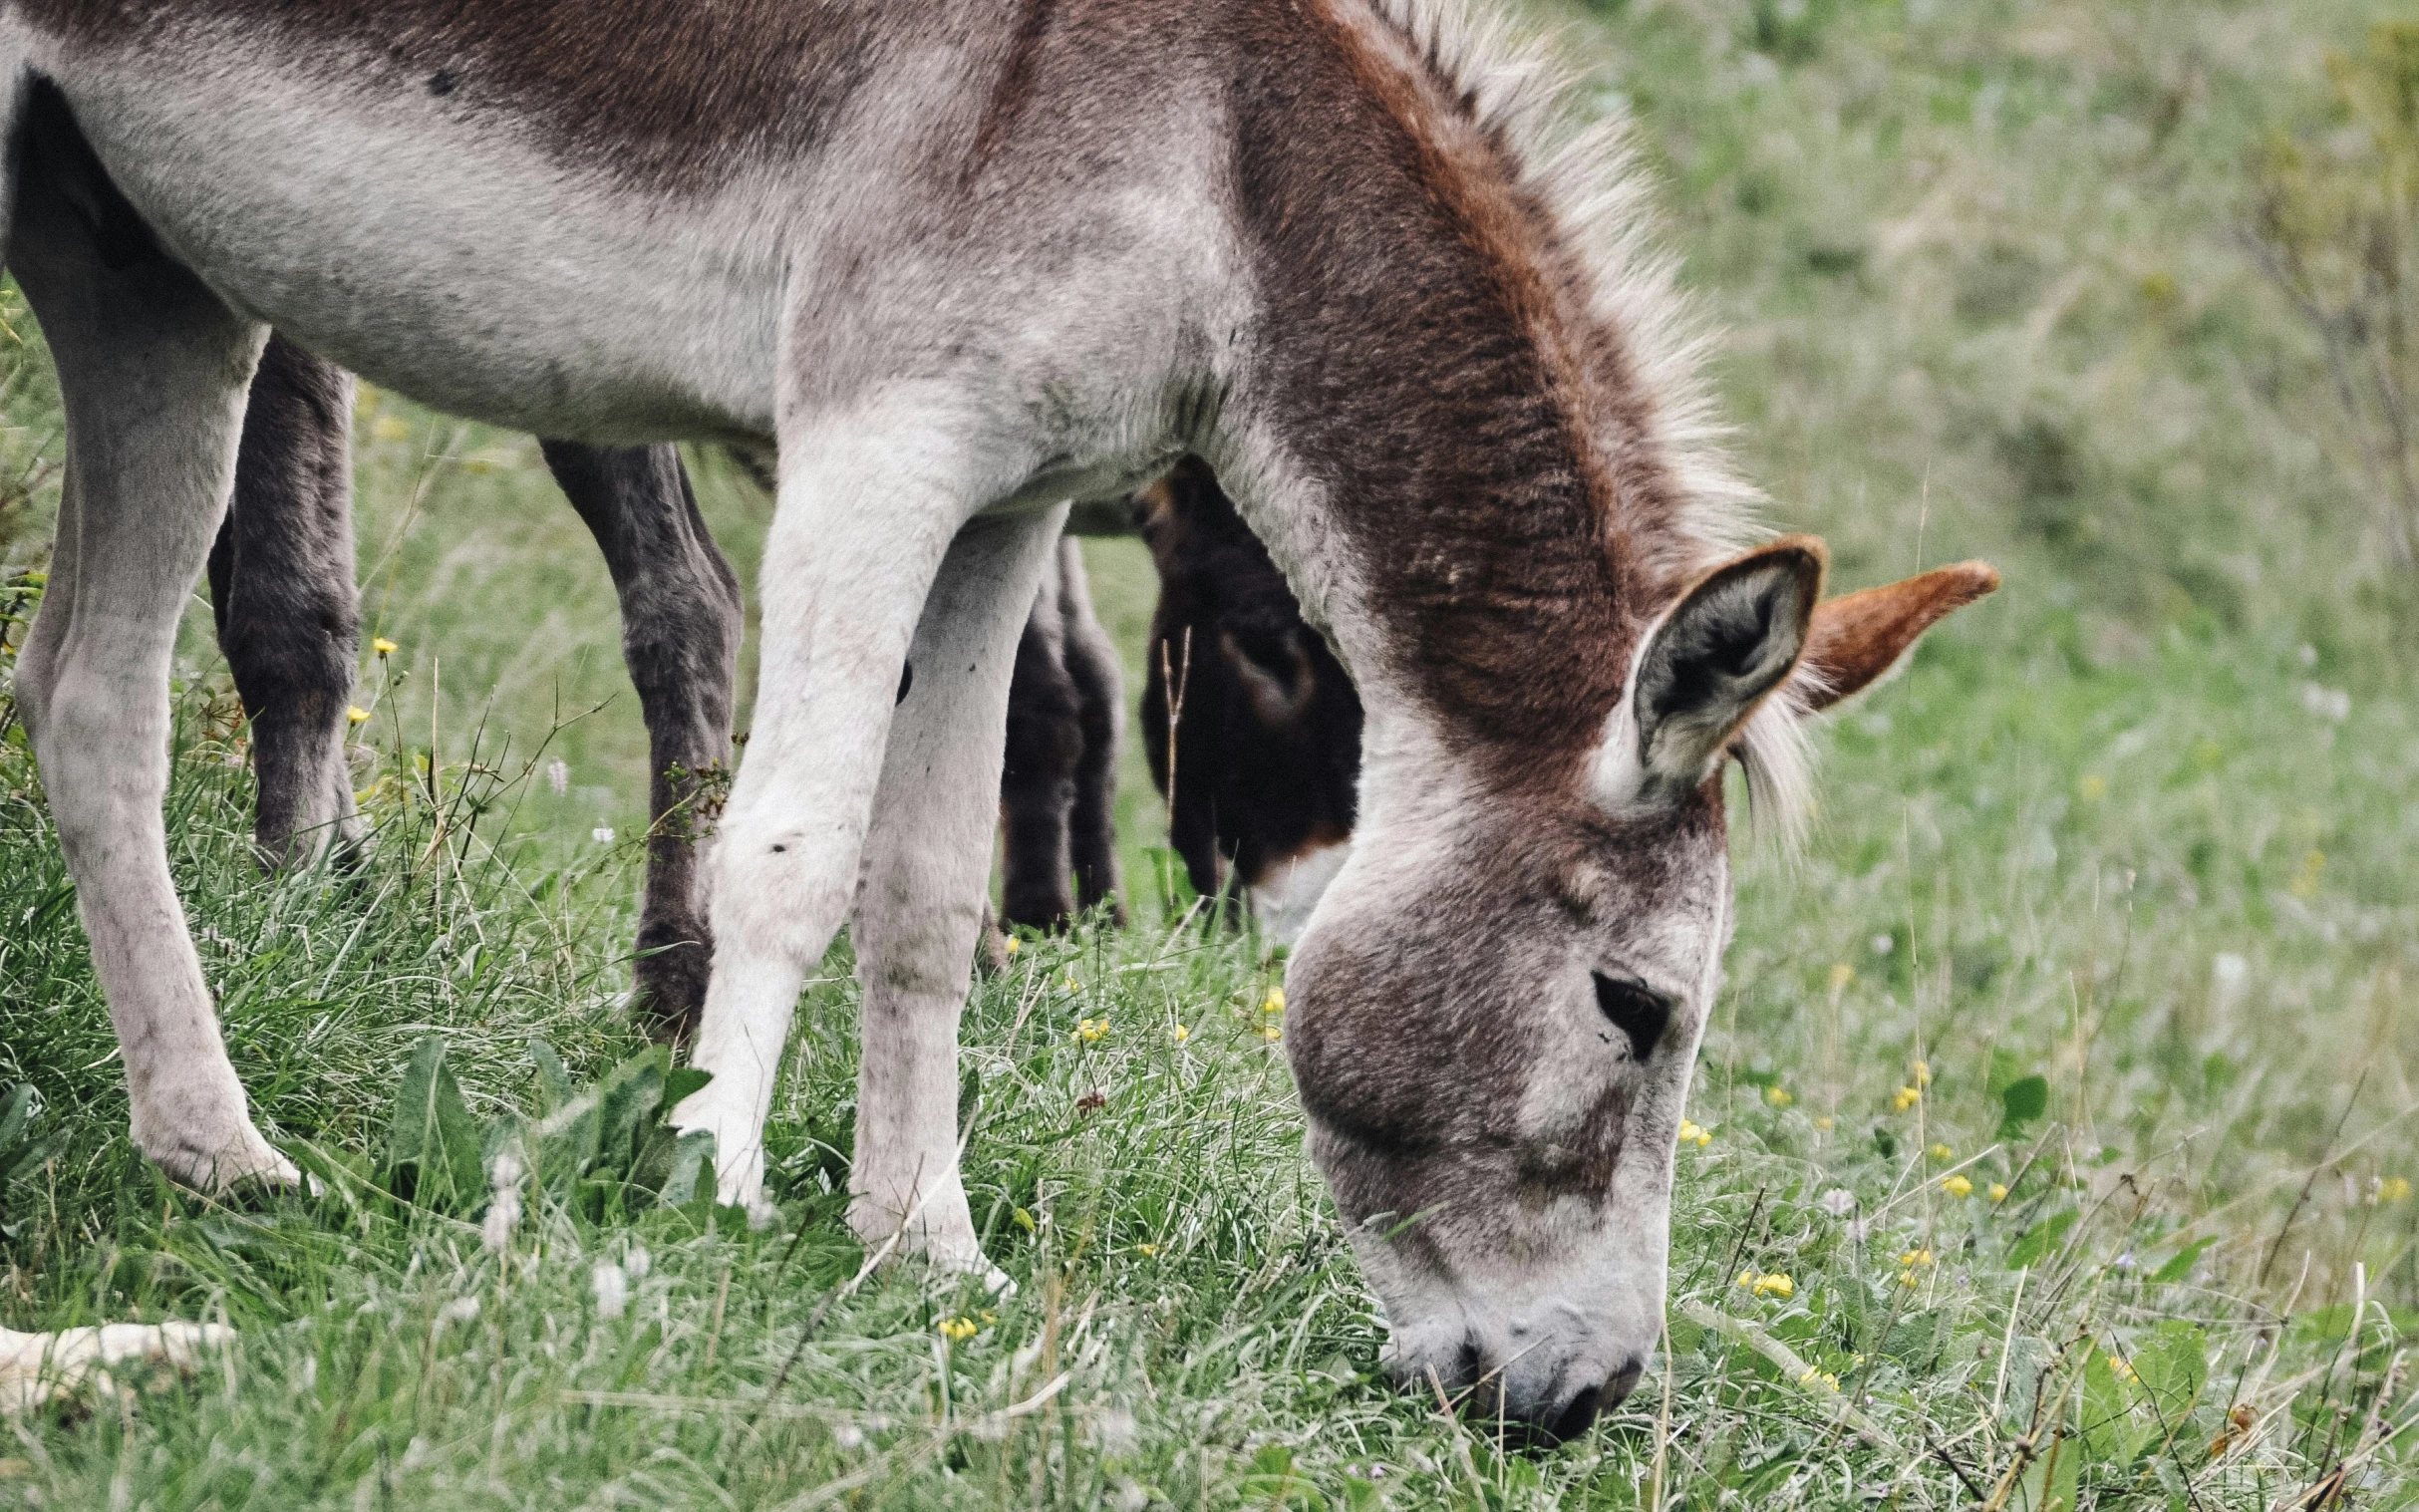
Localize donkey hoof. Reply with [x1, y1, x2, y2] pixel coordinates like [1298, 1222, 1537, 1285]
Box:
[145, 1127, 300, 1195]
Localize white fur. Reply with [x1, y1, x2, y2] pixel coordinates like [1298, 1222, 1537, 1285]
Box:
[1247, 838, 1352, 947]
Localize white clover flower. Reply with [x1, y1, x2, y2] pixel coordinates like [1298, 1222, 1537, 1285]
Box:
[1818, 1188, 1858, 1219]
[591, 826, 616, 845]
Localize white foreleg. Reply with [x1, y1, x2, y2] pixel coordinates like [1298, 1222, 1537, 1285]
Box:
[847, 508, 1067, 1276]
[8, 159, 283, 1188]
[671, 406, 1031, 1212]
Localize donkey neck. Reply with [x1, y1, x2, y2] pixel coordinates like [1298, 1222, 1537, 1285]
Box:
[1214, 0, 1684, 798]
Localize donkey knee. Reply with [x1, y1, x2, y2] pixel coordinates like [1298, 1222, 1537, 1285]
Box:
[705, 823, 860, 971]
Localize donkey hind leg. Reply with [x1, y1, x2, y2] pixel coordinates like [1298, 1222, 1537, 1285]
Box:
[8, 132, 285, 1187]
[541, 441, 744, 1046]
[849, 509, 1065, 1276]
[207, 334, 363, 872]
[999, 555, 1081, 932]
[1055, 539, 1126, 923]
[671, 416, 1030, 1214]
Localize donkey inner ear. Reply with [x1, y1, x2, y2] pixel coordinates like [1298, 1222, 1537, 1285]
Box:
[1603, 536, 1826, 805]
[1793, 560, 1999, 712]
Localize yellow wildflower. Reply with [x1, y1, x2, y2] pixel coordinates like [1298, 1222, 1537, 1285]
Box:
[938, 1317, 980, 1344]
[1257, 1024, 1282, 1043]
[346, 706, 371, 725]
[1012, 1208, 1037, 1233]
[1262, 987, 1286, 1015]
[2077, 773, 2108, 802]
[2380, 1176, 2413, 1203]
[372, 636, 399, 656]
[2104, 1353, 2135, 1382]
[1765, 1085, 1793, 1108]
[1678, 1119, 1712, 1148]
[1798, 1366, 1840, 1392]
[1004, 936, 1019, 956]
[1738, 1269, 1792, 1299]
[1942, 1174, 1973, 1198]
[1075, 1018, 1109, 1044]
[1812, 1114, 1835, 1132]
[1892, 1086, 1922, 1113]
[1827, 963, 1855, 993]
[1133, 1243, 1158, 1257]
[1988, 1183, 2009, 1203]
[371, 415, 411, 444]
[1172, 1024, 1189, 1044]
[1930, 1142, 1955, 1161]
[979, 1311, 997, 1327]
[1899, 1249, 1935, 1268]
[1913, 1060, 1933, 1087]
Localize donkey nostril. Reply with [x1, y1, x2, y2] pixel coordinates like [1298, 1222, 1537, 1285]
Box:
[1545, 1383, 1603, 1442]
[1605, 1356, 1646, 1405]
[1452, 1336, 1483, 1393]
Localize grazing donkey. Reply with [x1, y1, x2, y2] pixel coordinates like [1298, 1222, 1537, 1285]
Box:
[0, 0, 1994, 1433]
[1138, 457, 1361, 943]
[211, 336, 744, 1042]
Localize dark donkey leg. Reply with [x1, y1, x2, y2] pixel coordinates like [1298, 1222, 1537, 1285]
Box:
[1052, 539, 1125, 924]
[207, 334, 364, 870]
[999, 550, 1083, 932]
[539, 441, 745, 1045]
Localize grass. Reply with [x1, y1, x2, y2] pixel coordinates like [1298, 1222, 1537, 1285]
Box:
[5, 0, 2419, 1505]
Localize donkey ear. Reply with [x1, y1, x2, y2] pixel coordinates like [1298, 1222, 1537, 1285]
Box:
[1791, 561, 1999, 712]
[1600, 536, 1826, 806]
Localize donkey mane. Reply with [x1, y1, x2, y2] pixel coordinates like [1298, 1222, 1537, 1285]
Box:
[1361, 0, 1815, 837]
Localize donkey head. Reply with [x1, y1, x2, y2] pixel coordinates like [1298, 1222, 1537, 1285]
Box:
[1285, 539, 1996, 1440]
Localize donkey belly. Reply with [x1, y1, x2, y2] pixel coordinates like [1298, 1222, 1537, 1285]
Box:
[53, 64, 783, 445]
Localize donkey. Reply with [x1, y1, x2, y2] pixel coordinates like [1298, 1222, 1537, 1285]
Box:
[0, 0, 1994, 1432]
[1138, 456, 1361, 943]
[210, 335, 744, 1042]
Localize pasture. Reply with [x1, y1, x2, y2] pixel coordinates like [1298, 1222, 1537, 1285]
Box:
[3, 0, 2419, 1505]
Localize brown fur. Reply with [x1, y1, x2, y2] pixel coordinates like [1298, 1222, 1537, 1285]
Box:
[1223, 0, 1673, 797]
[1137, 458, 1361, 915]
[1799, 560, 2001, 709]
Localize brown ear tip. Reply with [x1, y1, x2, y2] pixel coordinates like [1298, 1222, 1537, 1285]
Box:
[1944, 560, 2002, 599]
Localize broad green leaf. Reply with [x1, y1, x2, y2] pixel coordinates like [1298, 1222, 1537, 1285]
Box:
[384, 1034, 484, 1213]
[662, 1065, 711, 1111]
[1998, 1074, 2050, 1138]
[659, 1129, 716, 1208]
[2007, 1209, 2078, 1270]
[530, 1039, 573, 1113]
[2133, 1321, 2209, 1415]
[2148, 1236, 2216, 1285]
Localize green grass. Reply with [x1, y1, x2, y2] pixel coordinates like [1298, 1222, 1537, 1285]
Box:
[6, 0, 2419, 1505]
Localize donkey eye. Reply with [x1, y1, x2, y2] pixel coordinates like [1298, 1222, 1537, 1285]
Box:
[1592, 972, 1671, 1062]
